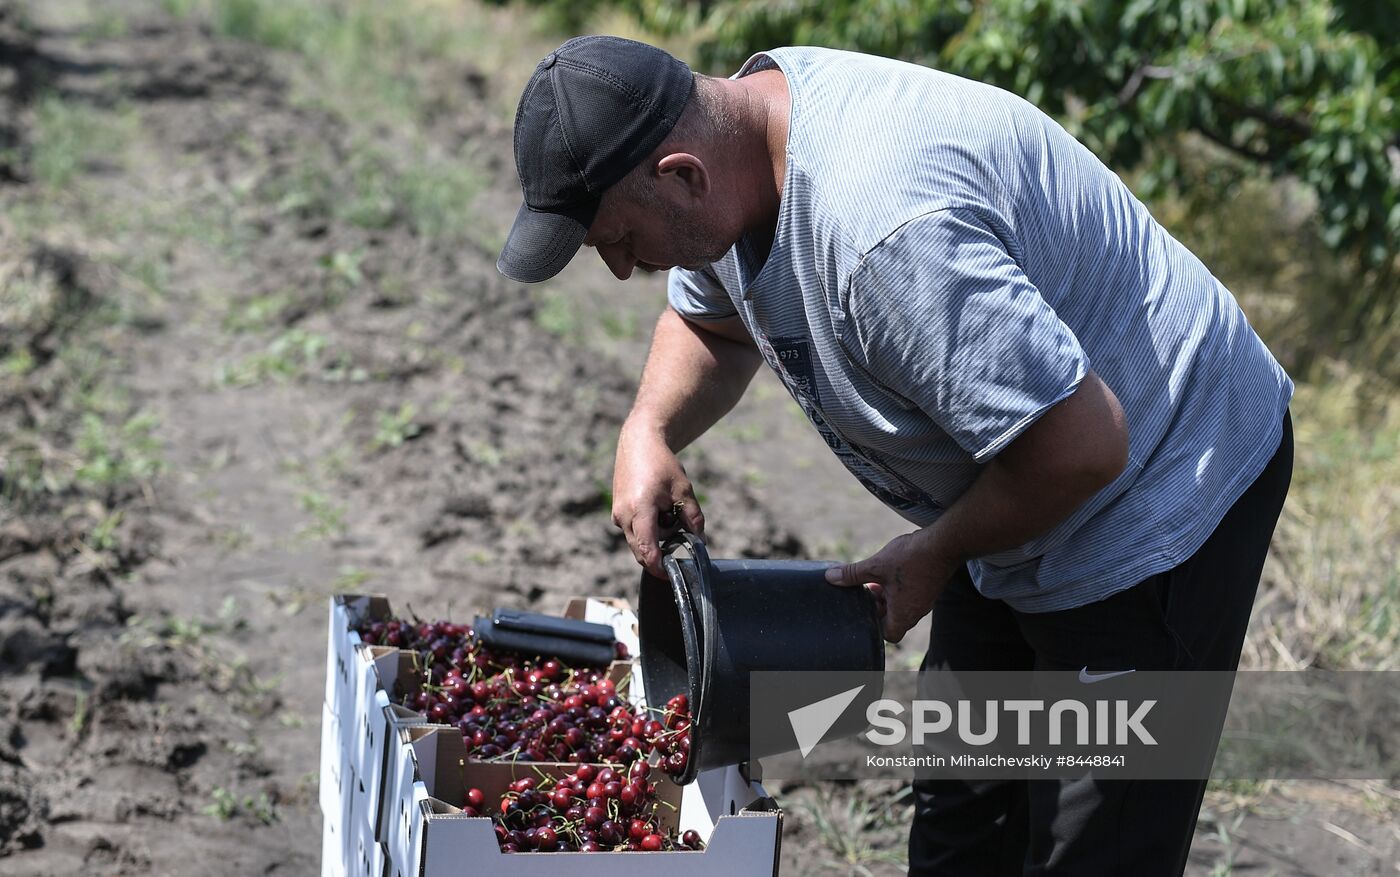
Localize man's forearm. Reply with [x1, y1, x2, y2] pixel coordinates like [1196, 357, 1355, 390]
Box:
[918, 370, 1129, 564]
[825, 369, 1128, 642]
[624, 307, 762, 451]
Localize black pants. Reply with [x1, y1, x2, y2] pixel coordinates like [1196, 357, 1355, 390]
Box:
[909, 411, 1293, 877]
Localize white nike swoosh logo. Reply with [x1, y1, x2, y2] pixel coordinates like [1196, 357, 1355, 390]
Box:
[1078, 667, 1136, 683]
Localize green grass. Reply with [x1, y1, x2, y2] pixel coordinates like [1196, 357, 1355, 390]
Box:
[217, 328, 332, 386]
[788, 783, 912, 876]
[265, 142, 484, 244]
[1243, 365, 1400, 670]
[534, 292, 577, 336]
[371, 403, 421, 451]
[203, 786, 277, 824]
[297, 489, 347, 541]
[73, 410, 164, 491]
[29, 95, 135, 189]
[166, 0, 494, 248]
[223, 293, 293, 333]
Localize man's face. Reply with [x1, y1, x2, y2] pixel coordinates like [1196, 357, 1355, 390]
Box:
[582, 180, 733, 281]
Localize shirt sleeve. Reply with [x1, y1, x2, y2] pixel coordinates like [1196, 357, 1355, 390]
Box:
[667, 264, 738, 321]
[845, 207, 1089, 464]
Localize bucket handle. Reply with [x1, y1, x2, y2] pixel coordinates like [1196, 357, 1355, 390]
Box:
[659, 530, 716, 784]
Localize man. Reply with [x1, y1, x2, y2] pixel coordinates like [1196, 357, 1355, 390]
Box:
[497, 35, 1293, 876]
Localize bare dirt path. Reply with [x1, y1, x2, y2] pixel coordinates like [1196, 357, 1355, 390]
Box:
[3, 0, 805, 872]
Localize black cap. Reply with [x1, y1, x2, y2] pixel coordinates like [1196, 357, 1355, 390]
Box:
[497, 36, 695, 283]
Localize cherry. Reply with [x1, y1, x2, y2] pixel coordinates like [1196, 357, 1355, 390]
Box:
[536, 827, 558, 851]
[599, 820, 623, 845]
[682, 829, 701, 848]
[641, 834, 664, 852]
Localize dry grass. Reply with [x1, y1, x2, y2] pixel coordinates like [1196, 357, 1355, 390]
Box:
[1242, 361, 1400, 670]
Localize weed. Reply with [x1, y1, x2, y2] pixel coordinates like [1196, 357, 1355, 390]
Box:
[792, 783, 912, 876]
[298, 489, 346, 541]
[1196, 807, 1246, 877]
[218, 328, 329, 386]
[280, 712, 308, 729]
[159, 0, 199, 16]
[163, 616, 209, 647]
[322, 250, 364, 289]
[80, 7, 129, 41]
[203, 787, 277, 824]
[29, 95, 134, 188]
[460, 440, 503, 468]
[371, 403, 421, 451]
[213, 524, 253, 553]
[534, 293, 576, 336]
[223, 293, 292, 333]
[218, 595, 240, 623]
[204, 787, 238, 820]
[600, 311, 639, 340]
[85, 510, 125, 553]
[334, 565, 373, 591]
[1242, 363, 1400, 670]
[396, 157, 484, 240]
[75, 411, 164, 492]
[68, 692, 89, 737]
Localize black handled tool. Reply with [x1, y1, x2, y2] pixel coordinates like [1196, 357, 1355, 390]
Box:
[474, 608, 618, 667]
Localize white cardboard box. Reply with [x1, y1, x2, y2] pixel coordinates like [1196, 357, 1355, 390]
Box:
[322, 594, 783, 877]
[390, 726, 782, 877]
[326, 595, 390, 720]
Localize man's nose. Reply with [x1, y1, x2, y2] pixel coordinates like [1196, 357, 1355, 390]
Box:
[597, 244, 635, 280]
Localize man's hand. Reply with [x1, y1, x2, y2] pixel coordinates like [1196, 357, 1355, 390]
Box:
[612, 423, 705, 578]
[824, 530, 962, 643]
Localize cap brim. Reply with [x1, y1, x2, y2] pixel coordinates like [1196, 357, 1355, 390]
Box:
[496, 200, 597, 283]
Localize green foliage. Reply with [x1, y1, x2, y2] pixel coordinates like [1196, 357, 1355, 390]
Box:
[371, 403, 422, 450]
[218, 328, 329, 386]
[75, 411, 164, 490]
[28, 95, 134, 188]
[202, 787, 277, 824]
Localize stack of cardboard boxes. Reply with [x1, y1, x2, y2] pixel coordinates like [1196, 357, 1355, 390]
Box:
[319, 594, 783, 877]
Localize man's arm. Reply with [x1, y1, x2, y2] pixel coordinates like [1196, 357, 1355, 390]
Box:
[827, 369, 1129, 641]
[613, 306, 762, 575]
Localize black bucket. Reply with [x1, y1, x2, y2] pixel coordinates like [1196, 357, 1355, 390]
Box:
[639, 532, 885, 783]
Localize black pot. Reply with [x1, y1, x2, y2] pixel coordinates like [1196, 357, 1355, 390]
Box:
[638, 532, 884, 783]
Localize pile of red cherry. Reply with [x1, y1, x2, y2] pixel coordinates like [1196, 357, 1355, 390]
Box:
[357, 617, 693, 778]
[462, 762, 705, 853]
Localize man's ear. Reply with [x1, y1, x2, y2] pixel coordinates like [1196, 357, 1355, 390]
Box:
[655, 152, 709, 203]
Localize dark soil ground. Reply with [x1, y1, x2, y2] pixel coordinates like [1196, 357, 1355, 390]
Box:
[0, 1, 1395, 875]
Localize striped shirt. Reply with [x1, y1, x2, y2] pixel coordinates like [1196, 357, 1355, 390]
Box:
[667, 47, 1294, 612]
